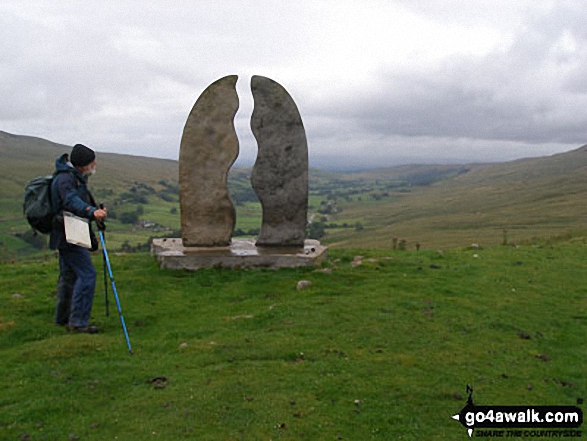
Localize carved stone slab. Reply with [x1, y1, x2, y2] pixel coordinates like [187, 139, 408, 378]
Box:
[179, 75, 239, 247]
[250, 75, 309, 247]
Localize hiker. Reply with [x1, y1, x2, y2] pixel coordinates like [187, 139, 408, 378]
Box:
[50, 144, 107, 333]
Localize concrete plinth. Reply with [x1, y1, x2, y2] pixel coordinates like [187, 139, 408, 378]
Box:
[151, 238, 327, 270]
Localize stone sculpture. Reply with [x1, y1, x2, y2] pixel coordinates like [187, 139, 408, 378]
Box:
[179, 75, 239, 247]
[250, 75, 309, 247]
[152, 75, 327, 270]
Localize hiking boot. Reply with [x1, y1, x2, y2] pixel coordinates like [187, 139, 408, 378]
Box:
[67, 325, 99, 334]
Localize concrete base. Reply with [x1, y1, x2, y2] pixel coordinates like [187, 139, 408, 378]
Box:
[151, 238, 328, 270]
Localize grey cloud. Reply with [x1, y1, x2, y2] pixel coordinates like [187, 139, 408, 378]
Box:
[1, 1, 586, 169]
[306, 1, 587, 150]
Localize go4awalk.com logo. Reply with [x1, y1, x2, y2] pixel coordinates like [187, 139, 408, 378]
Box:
[452, 386, 583, 438]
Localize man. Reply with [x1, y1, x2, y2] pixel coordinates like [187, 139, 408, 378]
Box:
[50, 144, 107, 333]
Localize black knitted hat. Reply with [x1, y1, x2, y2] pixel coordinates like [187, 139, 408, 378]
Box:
[70, 144, 96, 167]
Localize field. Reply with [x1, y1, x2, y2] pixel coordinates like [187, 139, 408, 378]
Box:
[1, 132, 586, 439]
[1, 243, 585, 440]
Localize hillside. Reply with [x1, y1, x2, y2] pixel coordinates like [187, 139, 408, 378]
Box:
[1, 130, 587, 256]
[0, 131, 187, 259]
[0, 131, 179, 198]
[326, 146, 587, 249]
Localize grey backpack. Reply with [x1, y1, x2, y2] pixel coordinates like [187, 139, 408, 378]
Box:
[23, 173, 64, 234]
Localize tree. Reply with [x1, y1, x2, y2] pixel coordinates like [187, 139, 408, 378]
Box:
[307, 221, 326, 240]
[119, 211, 140, 224]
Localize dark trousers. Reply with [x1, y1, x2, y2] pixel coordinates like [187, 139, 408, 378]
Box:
[55, 246, 96, 327]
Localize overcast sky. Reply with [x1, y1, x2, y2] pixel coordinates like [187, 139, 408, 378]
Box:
[1, 0, 586, 169]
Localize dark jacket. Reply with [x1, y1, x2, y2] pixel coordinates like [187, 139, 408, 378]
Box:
[49, 154, 97, 250]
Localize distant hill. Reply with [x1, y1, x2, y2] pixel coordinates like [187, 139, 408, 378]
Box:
[1, 130, 587, 255]
[0, 131, 179, 198]
[326, 145, 587, 249]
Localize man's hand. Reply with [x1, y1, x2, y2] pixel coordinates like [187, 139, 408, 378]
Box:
[93, 208, 107, 221]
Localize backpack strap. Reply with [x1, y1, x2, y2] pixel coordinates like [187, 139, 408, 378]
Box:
[60, 169, 97, 205]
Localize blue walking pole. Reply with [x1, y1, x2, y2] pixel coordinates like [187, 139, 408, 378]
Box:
[97, 220, 133, 355]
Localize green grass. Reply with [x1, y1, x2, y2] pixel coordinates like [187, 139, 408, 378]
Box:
[1, 244, 585, 440]
[234, 202, 263, 232]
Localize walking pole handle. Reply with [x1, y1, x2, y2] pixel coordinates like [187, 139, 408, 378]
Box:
[97, 203, 109, 316]
[96, 203, 106, 231]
